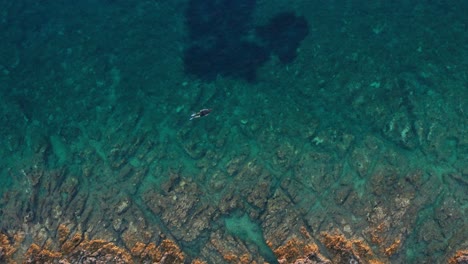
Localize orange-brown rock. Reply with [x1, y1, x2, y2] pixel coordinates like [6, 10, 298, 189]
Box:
[61, 232, 83, 254]
[140, 242, 160, 260]
[159, 239, 185, 263]
[219, 251, 257, 264]
[13, 233, 25, 247]
[129, 239, 184, 263]
[321, 232, 380, 263]
[2, 226, 185, 264]
[0, 233, 16, 261]
[274, 239, 301, 262]
[368, 260, 385, 264]
[57, 224, 70, 245]
[0, 232, 25, 263]
[26, 238, 134, 263]
[383, 238, 400, 256]
[370, 222, 387, 245]
[448, 249, 468, 264]
[80, 239, 133, 263]
[300, 226, 312, 240]
[130, 241, 146, 256]
[25, 243, 62, 262]
[223, 252, 238, 262]
[321, 233, 353, 253]
[239, 253, 251, 264]
[191, 259, 208, 264]
[274, 237, 320, 263]
[353, 239, 373, 257]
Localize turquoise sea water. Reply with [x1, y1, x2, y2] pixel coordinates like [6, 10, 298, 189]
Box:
[0, 0, 467, 263]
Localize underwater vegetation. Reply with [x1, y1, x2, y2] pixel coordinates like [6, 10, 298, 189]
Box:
[183, 0, 309, 81]
[0, 0, 467, 263]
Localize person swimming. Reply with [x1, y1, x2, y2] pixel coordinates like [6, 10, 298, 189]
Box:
[190, 109, 212, 120]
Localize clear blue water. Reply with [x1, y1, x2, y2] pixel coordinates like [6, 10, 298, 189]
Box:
[0, 0, 466, 263]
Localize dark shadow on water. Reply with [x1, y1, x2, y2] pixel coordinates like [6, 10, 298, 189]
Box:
[256, 12, 309, 64]
[184, 0, 309, 82]
[184, 39, 269, 82]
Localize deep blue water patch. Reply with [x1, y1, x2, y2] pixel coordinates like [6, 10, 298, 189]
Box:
[256, 12, 309, 64]
[183, 1, 309, 82]
[183, 38, 269, 82]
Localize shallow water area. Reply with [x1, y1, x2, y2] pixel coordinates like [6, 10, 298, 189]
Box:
[0, 0, 467, 263]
